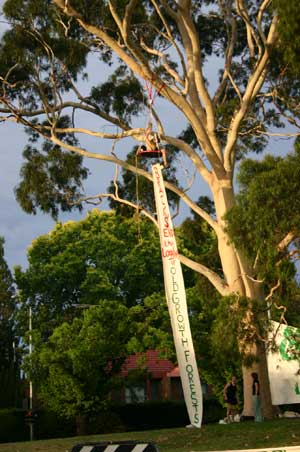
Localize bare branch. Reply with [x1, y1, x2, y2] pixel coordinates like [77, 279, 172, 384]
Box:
[256, 0, 272, 45]
[0, 99, 130, 130]
[277, 231, 296, 252]
[223, 13, 278, 171]
[52, 0, 224, 175]
[214, 1, 238, 103]
[164, 135, 212, 184]
[75, 193, 158, 227]
[227, 70, 242, 103]
[236, 0, 262, 60]
[275, 232, 299, 267]
[265, 280, 281, 303]
[140, 40, 185, 89]
[151, 0, 187, 82]
[177, 8, 224, 163]
[273, 300, 287, 325]
[265, 281, 285, 324]
[285, 249, 300, 260]
[253, 249, 261, 270]
[179, 253, 231, 296]
[49, 131, 219, 232]
[28, 125, 147, 141]
[0, 63, 20, 91]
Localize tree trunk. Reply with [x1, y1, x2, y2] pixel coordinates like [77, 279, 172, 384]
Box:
[213, 181, 274, 419]
[240, 342, 273, 419]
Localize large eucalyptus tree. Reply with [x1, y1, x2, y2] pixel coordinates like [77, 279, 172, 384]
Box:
[1, 0, 299, 417]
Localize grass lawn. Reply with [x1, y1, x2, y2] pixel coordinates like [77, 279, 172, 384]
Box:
[0, 419, 300, 452]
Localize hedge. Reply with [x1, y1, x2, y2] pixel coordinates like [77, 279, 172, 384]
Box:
[0, 399, 225, 443]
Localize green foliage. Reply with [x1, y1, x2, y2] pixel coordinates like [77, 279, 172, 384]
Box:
[225, 144, 300, 320]
[0, 238, 15, 365]
[15, 209, 165, 339]
[128, 292, 174, 357]
[0, 238, 21, 408]
[225, 146, 300, 333]
[1, 0, 89, 100]
[186, 286, 243, 404]
[15, 120, 89, 219]
[177, 197, 220, 276]
[27, 301, 132, 419]
[273, 0, 300, 76]
[0, 1, 97, 218]
[90, 67, 144, 124]
[15, 206, 231, 417]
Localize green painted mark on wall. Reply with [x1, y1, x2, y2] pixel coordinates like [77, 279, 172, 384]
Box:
[279, 326, 300, 361]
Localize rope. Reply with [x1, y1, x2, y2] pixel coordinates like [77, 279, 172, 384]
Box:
[134, 75, 167, 237]
[137, 77, 168, 167]
[145, 76, 165, 107]
[144, 76, 165, 133]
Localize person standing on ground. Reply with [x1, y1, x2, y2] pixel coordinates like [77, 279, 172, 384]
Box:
[251, 372, 263, 422]
[223, 376, 239, 423]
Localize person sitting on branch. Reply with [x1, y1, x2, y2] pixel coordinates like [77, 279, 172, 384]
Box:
[137, 125, 168, 167]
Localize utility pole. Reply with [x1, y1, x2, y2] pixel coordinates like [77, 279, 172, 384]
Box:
[29, 306, 33, 411]
[28, 305, 34, 441]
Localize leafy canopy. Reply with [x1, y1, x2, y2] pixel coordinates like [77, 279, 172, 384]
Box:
[15, 209, 167, 338]
[27, 301, 133, 418]
[226, 143, 300, 323]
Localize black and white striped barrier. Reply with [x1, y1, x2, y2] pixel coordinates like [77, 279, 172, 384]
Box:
[71, 441, 159, 452]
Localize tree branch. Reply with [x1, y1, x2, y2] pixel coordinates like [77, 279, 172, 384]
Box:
[75, 193, 158, 227]
[179, 254, 230, 296]
[140, 40, 185, 90]
[236, 0, 263, 60]
[223, 13, 278, 171]
[214, 1, 238, 104]
[256, 0, 272, 45]
[52, 0, 225, 179]
[49, 131, 219, 232]
[277, 231, 296, 252]
[151, 0, 187, 84]
[163, 135, 212, 185]
[179, 7, 223, 162]
[0, 99, 130, 130]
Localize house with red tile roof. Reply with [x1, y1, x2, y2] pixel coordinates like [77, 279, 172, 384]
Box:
[118, 350, 184, 403]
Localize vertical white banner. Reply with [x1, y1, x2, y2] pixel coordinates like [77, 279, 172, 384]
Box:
[152, 163, 203, 427]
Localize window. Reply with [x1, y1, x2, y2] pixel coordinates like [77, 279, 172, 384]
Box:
[125, 385, 146, 404]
